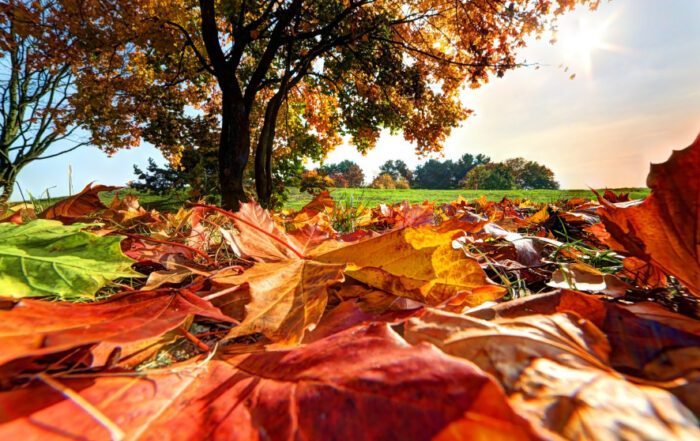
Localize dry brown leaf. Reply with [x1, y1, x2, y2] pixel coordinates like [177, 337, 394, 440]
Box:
[405, 308, 700, 440]
[141, 267, 197, 290]
[39, 183, 118, 222]
[547, 262, 631, 297]
[510, 358, 700, 441]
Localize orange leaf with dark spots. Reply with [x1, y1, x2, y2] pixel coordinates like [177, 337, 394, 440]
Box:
[0, 324, 550, 441]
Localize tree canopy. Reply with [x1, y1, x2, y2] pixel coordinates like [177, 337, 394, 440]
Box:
[55, 0, 596, 209]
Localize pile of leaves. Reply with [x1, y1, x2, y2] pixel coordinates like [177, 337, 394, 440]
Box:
[0, 134, 699, 441]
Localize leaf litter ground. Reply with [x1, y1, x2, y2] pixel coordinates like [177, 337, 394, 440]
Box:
[0, 134, 699, 441]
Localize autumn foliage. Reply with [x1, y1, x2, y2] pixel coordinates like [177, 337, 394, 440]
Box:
[0, 134, 699, 440]
[19, 0, 599, 209]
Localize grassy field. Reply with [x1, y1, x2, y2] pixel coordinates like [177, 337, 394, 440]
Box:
[285, 187, 650, 210]
[14, 187, 650, 213]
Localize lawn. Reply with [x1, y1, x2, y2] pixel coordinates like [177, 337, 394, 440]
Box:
[14, 186, 650, 213]
[284, 187, 650, 210]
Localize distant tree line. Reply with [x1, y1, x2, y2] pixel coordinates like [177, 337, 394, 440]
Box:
[133, 153, 558, 197]
[303, 153, 558, 191]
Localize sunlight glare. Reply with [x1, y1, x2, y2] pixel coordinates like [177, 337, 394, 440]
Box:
[558, 13, 620, 77]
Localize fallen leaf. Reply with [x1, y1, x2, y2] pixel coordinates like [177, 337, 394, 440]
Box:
[218, 201, 303, 262]
[303, 299, 420, 343]
[620, 257, 667, 289]
[100, 194, 160, 226]
[0, 290, 233, 367]
[317, 222, 504, 307]
[527, 205, 549, 224]
[0, 207, 35, 225]
[122, 237, 193, 268]
[510, 358, 699, 441]
[547, 262, 631, 297]
[405, 309, 612, 385]
[477, 223, 541, 266]
[0, 324, 549, 441]
[39, 183, 118, 222]
[141, 267, 197, 290]
[599, 133, 700, 296]
[463, 289, 700, 414]
[212, 260, 345, 345]
[0, 220, 140, 299]
[603, 189, 630, 203]
[405, 309, 700, 440]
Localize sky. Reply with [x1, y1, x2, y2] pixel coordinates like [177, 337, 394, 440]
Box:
[10, 0, 700, 200]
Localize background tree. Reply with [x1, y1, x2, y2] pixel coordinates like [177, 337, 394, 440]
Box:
[453, 153, 490, 187]
[131, 158, 187, 195]
[413, 159, 456, 189]
[333, 165, 364, 188]
[461, 163, 515, 190]
[65, 0, 595, 209]
[320, 160, 364, 187]
[504, 157, 559, 189]
[0, 0, 89, 208]
[379, 159, 412, 183]
[141, 110, 220, 199]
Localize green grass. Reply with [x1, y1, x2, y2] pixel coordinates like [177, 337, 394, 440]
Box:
[12, 187, 650, 213]
[284, 187, 650, 210]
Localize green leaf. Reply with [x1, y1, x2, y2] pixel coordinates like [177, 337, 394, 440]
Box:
[0, 220, 141, 300]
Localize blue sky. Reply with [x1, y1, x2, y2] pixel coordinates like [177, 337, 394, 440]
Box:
[11, 0, 700, 200]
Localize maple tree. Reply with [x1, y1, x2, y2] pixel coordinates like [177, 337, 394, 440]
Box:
[56, 0, 598, 210]
[0, 132, 699, 440]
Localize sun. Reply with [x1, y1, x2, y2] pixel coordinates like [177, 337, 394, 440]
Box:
[558, 13, 620, 77]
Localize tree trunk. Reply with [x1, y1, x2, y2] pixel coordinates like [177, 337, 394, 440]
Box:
[0, 166, 18, 215]
[255, 95, 283, 207]
[218, 89, 251, 211]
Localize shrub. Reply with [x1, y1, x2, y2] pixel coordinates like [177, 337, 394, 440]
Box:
[299, 170, 335, 194]
[370, 173, 397, 189]
[395, 178, 411, 189]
